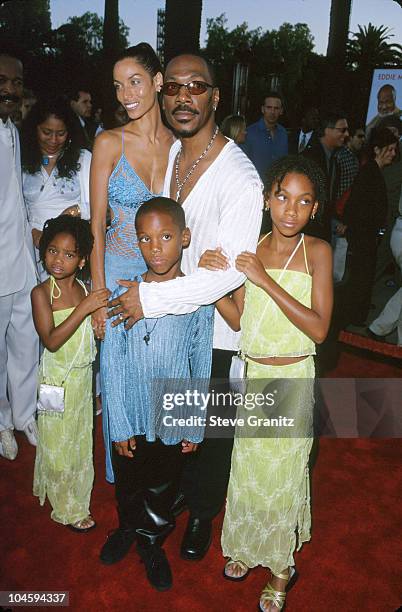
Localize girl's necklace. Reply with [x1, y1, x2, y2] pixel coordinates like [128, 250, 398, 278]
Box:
[175, 125, 219, 202]
[143, 273, 158, 345]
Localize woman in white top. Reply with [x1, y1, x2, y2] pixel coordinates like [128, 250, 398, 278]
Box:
[21, 97, 91, 280]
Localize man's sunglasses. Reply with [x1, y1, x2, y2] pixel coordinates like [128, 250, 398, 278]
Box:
[161, 81, 214, 96]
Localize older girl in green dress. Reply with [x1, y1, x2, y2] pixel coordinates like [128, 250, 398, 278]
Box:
[200, 156, 333, 610]
[31, 215, 109, 531]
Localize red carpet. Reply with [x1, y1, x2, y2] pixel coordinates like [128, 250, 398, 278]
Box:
[339, 330, 402, 359]
[1, 347, 401, 612]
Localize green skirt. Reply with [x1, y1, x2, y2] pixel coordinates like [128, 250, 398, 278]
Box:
[221, 356, 314, 574]
[33, 365, 94, 525]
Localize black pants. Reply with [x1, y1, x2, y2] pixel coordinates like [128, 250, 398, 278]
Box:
[341, 236, 377, 325]
[181, 349, 235, 520]
[112, 436, 183, 547]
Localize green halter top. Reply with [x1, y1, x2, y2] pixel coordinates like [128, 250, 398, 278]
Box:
[239, 233, 316, 359]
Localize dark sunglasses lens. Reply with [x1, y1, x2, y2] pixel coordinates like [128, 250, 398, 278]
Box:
[162, 83, 180, 96]
[188, 81, 208, 94]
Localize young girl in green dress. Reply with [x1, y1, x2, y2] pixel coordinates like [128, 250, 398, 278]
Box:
[31, 215, 109, 532]
[199, 156, 333, 610]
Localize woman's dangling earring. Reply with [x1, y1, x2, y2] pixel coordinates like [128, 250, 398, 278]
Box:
[311, 213, 315, 220]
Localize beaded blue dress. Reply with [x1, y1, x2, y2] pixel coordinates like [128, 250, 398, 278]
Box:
[101, 129, 157, 482]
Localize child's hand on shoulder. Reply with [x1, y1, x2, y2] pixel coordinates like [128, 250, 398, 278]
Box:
[198, 247, 229, 270]
[236, 252, 268, 288]
[83, 288, 111, 315]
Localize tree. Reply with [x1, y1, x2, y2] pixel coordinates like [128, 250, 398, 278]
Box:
[327, 0, 352, 63]
[346, 23, 402, 72]
[47, 12, 128, 97]
[102, 0, 127, 124]
[103, 0, 122, 61]
[345, 23, 402, 119]
[52, 11, 128, 58]
[164, 0, 202, 64]
[327, 0, 402, 63]
[203, 15, 316, 123]
[0, 0, 51, 56]
[0, 0, 129, 110]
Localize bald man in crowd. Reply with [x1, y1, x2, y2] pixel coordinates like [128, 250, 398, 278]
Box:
[0, 53, 39, 461]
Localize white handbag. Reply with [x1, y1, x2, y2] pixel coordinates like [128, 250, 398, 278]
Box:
[229, 353, 248, 395]
[37, 383, 65, 413]
[37, 317, 88, 414]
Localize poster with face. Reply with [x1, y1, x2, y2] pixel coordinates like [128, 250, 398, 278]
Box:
[366, 69, 402, 130]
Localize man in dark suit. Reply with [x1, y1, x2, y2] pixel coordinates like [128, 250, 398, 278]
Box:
[303, 111, 349, 372]
[69, 87, 96, 151]
[288, 106, 320, 154]
[303, 110, 349, 242]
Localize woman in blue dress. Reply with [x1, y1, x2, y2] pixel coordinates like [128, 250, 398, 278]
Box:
[90, 43, 174, 481]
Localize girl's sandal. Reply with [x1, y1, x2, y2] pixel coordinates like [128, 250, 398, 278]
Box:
[258, 567, 297, 611]
[223, 558, 250, 581]
[67, 515, 96, 533]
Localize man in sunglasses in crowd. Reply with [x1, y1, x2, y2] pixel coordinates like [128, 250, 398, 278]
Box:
[332, 124, 366, 282]
[303, 110, 349, 243]
[108, 53, 263, 564]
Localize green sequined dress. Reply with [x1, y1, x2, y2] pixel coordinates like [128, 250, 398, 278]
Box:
[33, 287, 96, 525]
[221, 236, 315, 575]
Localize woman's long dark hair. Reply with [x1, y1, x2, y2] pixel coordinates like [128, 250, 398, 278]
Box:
[366, 126, 398, 159]
[114, 42, 162, 78]
[21, 97, 81, 178]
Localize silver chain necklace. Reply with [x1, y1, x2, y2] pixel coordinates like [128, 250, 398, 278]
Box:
[175, 126, 219, 202]
[142, 273, 158, 345]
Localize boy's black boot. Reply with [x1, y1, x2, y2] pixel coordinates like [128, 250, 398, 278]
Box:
[99, 527, 136, 564]
[136, 543, 173, 591]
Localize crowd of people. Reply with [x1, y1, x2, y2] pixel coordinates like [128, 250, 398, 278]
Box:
[0, 39, 401, 611]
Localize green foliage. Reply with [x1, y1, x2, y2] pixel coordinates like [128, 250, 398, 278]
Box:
[202, 15, 317, 123]
[0, 3, 129, 105]
[51, 12, 129, 59]
[346, 23, 402, 72]
[0, 0, 52, 56]
[342, 23, 402, 123]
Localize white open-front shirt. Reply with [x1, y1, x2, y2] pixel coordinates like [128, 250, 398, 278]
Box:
[139, 139, 263, 351]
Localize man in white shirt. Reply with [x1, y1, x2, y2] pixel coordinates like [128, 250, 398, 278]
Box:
[108, 54, 263, 561]
[0, 53, 39, 460]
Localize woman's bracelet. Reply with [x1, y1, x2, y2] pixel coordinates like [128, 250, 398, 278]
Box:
[70, 204, 81, 217]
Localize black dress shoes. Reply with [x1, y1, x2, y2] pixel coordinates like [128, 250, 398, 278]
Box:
[137, 543, 172, 591]
[180, 517, 212, 560]
[100, 527, 136, 564]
